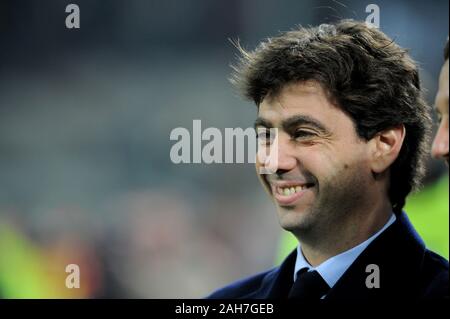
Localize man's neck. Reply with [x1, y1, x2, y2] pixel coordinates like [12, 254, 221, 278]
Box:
[298, 202, 393, 267]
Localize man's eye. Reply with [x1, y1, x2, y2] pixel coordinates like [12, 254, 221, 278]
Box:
[293, 130, 315, 139]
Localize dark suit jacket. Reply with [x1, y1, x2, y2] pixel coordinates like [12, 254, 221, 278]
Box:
[207, 211, 449, 299]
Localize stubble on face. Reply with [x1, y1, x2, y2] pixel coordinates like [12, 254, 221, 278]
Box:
[275, 159, 369, 243]
[256, 81, 375, 247]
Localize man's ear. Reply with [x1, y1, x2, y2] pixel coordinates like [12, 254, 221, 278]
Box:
[369, 125, 406, 174]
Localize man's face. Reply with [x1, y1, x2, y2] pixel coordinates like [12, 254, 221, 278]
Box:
[255, 82, 374, 236]
[432, 59, 449, 164]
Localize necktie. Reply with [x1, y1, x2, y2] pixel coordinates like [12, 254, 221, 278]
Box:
[288, 268, 330, 299]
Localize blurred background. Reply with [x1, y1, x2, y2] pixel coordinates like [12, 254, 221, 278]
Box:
[0, 0, 448, 298]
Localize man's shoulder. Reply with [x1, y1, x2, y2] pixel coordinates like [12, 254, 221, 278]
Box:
[206, 266, 279, 299]
[420, 249, 449, 298]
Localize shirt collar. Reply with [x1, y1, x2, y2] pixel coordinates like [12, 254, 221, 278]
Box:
[294, 213, 396, 288]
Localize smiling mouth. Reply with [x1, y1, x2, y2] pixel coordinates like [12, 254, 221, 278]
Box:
[271, 182, 315, 206]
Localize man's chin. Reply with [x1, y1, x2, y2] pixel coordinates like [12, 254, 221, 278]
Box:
[277, 206, 313, 232]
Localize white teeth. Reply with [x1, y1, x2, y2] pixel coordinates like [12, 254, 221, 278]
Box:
[283, 188, 290, 196]
[295, 186, 302, 192]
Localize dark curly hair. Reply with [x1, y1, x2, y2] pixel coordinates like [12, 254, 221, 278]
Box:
[231, 20, 432, 213]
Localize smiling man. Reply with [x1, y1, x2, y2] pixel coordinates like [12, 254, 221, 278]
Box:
[207, 20, 449, 299]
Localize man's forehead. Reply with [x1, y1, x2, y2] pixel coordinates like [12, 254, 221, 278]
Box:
[262, 81, 327, 104]
[257, 81, 340, 127]
[259, 82, 330, 114]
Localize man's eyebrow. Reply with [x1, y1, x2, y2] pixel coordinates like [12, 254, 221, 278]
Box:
[281, 115, 330, 134]
[254, 117, 273, 129]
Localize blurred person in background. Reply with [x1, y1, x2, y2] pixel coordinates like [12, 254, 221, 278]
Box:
[431, 39, 449, 165]
[208, 20, 449, 299]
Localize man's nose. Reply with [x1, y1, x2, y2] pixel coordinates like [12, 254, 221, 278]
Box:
[261, 133, 297, 174]
[276, 138, 298, 172]
[431, 120, 449, 159]
[257, 131, 300, 175]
